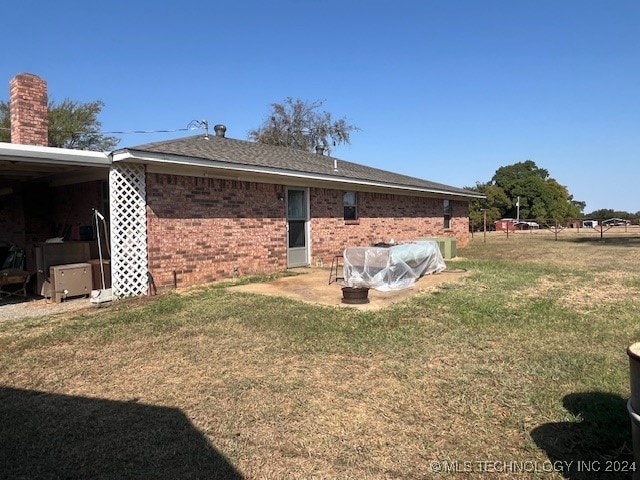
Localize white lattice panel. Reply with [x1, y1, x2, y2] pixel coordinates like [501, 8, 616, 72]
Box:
[109, 163, 148, 298]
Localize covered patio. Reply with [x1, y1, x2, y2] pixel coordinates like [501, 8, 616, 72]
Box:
[0, 143, 111, 299]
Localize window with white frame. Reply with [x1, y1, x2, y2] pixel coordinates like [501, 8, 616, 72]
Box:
[343, 191, 357, 220]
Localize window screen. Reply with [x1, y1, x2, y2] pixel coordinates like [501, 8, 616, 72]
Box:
[344, 191, 357, 220]
[444, 199, 451, 229]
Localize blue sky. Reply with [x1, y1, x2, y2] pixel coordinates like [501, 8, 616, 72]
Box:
[2, 0, 638, 213]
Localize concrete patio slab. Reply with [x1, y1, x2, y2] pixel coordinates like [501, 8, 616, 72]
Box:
[229, 267, 469, 311]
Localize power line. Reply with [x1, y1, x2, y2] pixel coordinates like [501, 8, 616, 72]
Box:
[100, 127, 192, 135]
[103, 120, 209, 135]
[0, 119, 209, 136]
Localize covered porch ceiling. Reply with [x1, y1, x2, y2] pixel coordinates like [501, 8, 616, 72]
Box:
[0, 142, 111, 189]
[0, 159, 79, 183]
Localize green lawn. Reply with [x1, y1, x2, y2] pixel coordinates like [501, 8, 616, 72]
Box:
[1, 231, 639, 479]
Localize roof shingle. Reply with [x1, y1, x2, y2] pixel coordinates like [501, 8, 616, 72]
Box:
[124, 134, 478, 197]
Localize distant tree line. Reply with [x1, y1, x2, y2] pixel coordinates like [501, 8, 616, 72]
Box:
[582, 209, 640, 223]
[467, 160, 586, 231]
[467, 160, 640, 231]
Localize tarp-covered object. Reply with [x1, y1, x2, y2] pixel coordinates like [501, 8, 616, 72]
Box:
[343, 241, 446, 291]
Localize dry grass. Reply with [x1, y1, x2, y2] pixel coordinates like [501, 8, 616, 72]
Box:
[1, 229, 640, 478]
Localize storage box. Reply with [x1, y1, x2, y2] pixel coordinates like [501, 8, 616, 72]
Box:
[34, 242, 91, 296]
[49, 263, 92, 303]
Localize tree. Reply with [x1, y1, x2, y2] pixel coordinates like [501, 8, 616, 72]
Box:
[0, 98, 119, 151]
[570, 198, 587, 213]
[248, 97, 358, 154]
[468, 160, 585, 227]
[0, 102, 9, 142]
[492, 160, 549, 219]
[491, 160, 583, 222]
[467, 182, 511, 231]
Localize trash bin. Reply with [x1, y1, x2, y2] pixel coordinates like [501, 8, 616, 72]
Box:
[627, 342, 640, 480]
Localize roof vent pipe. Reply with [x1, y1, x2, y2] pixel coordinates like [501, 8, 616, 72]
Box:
[214, 124, 227, 137]
[333, 158, 338, 172]
[315, 145, 325, 155]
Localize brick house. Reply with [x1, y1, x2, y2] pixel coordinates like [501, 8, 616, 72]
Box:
[1, 73, 482, 297]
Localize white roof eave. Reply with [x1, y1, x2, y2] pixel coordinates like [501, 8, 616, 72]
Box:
[0, 142, 110, 167]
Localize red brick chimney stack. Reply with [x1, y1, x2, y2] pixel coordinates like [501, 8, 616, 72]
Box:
[10, 73, 48, 146]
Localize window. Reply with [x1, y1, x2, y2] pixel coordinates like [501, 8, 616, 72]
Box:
[343, 191, 357, 220]
[287, 190, 306, 219]
[443, 199, 451, 229]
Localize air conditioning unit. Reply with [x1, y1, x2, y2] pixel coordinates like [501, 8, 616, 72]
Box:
[417, 237, 457, 260]
[49, 263, 93, 303]
[442, 237, 457, 260]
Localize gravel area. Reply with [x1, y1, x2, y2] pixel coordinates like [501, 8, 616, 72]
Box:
[0, 295, 100, 322]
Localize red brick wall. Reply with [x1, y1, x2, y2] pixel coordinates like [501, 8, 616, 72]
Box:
[50, 181, 103, 239]
[22, 182, 55, 241]
[4, 182, 102, 244]
[451, 200, 470, 244]
[310, 188, 469, 263]
[0, 190, 26, 247]
[146, 174, 470, 288]
[146, 174, 287, 289]
[10, 73, 48, 146]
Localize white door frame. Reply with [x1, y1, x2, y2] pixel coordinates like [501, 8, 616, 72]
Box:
[286, 186, 310, 268]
